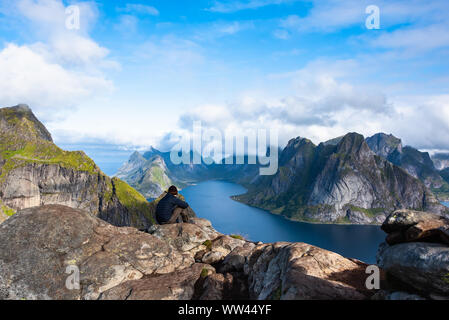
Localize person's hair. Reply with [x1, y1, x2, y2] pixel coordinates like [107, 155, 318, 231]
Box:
[168, 185, 178, 194]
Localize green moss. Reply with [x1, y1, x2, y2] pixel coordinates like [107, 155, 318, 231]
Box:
[113, 178, 155, 225]
[114, 178, 147, 206]
[271, 206, 285, 215]
[0, 139, 98, 183]
[200, 268, 209, 278]
[346, 205, 385, 218]
[150, 165, 168, 186]
[230, 234, 244, 240]
[202, 240, 212, 250]
[0, 200, 16, 217]
[336, 215, 351, 224]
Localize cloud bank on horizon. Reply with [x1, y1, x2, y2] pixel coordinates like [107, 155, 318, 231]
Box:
[0, 0, 449, 155]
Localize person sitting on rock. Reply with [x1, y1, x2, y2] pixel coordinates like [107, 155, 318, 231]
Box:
[155, 185, 190, 225]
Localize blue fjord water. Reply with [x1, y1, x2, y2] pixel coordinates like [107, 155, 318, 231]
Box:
[181, 180, 387, 264]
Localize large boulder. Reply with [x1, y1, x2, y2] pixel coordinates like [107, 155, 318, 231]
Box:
[377, 209, 449, 298]
[0, 205, 194, 300]
[148, 218, 220, 255]
[244, 242, 372, 300]
[200, 235, 248, 265]
[100, 263, 215, 300]
[382, 209, 449, 245]
[377, 242, 449, 297]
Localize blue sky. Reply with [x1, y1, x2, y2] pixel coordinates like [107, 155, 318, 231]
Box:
[0, 0, 449, 174]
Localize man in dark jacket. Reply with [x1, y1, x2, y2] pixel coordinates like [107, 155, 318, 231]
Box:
[155, 185, 190, 224]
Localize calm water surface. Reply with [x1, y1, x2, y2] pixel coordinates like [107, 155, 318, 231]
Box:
[182, 180, 387, 264]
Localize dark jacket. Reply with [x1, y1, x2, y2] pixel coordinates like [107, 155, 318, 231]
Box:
[155, 193, 189, 224]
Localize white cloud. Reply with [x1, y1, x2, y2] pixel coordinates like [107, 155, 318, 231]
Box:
[207, 0, 297, 13]
[370, 24, 449, 52]
[11, 0, 115, 68]
[169, 58, 449, 152]
[0, 0, 116, 113]
[192, 21, 255, 41]
[273, 29, 290, 40]
[385, 95, 449, 150]
[114, 14, 139, 35]
[118, 3, 159, 16]
[134, 36, 205, 72]
[277, 0, 449, 34]
[0, 44, 112, 111]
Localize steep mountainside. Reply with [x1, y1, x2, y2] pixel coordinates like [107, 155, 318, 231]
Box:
[234, 133, 448, 224]
[116, 151, 175, 199]
[0, 105, 154, 229]
[366, 133, 447, 192]
[440, 168, 449, 185]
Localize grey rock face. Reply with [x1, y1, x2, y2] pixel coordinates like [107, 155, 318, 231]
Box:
[367, 133, 446, 190]
[366, 133, 402, 159]
[377, 242, 449, 296]
[238, 133, 447, 225]
[1, 163, 154, 229]
[2, 163, 103, 213]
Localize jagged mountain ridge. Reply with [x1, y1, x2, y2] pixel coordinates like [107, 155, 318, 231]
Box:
[366, 133, 446, 189]
[119, 132, 449, 225]
[235, 133, 448, 224]
[0, 105, 155, 229]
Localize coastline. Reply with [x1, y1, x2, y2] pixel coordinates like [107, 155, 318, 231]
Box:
[229, 194, 383, 227]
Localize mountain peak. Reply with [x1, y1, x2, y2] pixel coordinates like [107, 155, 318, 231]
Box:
[322, 136, 344, 146]
[0, 105, 53, 142]
[129, 151, 145, 162]
[143, 146, 162, 160]
[366, 133, 402, 158]
[336, 132, 369, 155]
[286, 137, 314, 149]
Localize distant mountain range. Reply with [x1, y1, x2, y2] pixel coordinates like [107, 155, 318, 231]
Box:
[117, 132, 449, 224]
